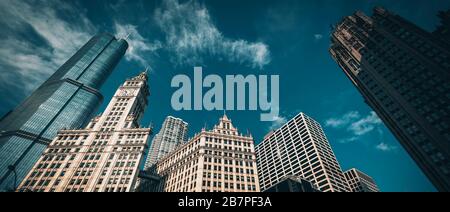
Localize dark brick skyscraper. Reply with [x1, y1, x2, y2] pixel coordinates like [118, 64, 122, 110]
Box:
[434, 10, 450, 44]
[330, 7, 450, 191]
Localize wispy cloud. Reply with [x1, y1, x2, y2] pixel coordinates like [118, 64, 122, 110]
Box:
[114, 22, 162, 70]
[326, 111, 383, 143]
[325, 111, 360, 128]
[263, 5, 301, 33]
[269, 115, 287, 131]
[0, 0, 95, 103]
[154, 0, 271, 69]
[338, 136, 359, 144]
[0, 0, 162, 108]
[348, 111, 382, 136]
[314, 34, 324, 41]
[375, 142, 397, 152]
[109, 0, 127, 12]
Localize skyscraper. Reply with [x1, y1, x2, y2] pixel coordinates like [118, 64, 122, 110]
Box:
[344, 168, 379, 192]
[256, 112, 350, 192]
[434, 10, 450, 44]
[17, 71, 151, 192]
[0, 33, 128, 191]
[330, 7, 450, 191]
[263, 176, 320, 192]
[140, 115, 260, 192]
[144, 116, 188, 169]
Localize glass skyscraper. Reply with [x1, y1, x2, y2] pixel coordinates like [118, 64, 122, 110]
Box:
[0, 33, 128, 191]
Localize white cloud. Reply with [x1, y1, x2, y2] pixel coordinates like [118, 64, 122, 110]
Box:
[269, 115, 287, 131]
[114, 22, 162, 70]
[109, 0, 127, 12]
[314, 34, 324, 41]
[375, 142, 397, 152]
[263, 6, 300, 33]
[338, 136, 359, 144]
[326, 111, 383, 144]
[325, 111, 360, 128]
[348, 111, 382, 136]
[0, 0, 95, 99]
[154, 0, 271, 69]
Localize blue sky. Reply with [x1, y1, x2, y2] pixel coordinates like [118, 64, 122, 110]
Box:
[1, 0, 449, 192]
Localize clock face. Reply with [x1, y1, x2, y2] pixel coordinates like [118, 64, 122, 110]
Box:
[120, 89, 134, 96]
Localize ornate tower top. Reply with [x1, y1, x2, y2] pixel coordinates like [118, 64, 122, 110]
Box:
[120, 70, 150, 100]
[213, 114, 240, 136]
[86, 71, 151, 131]
[130, 70, 148, 81]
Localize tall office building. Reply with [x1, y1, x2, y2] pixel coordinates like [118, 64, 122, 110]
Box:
[330, 7, 450, 191]
[141, 115, 260, 192]
[17, 71, 151, 192]
[256, 112, 350, 192]
[263, 176, 320, 192]
[0, 33, 128, 191]
[434, 10, 450, 44]
[344, 168, 379, 192]
[144, 116, 188, 169]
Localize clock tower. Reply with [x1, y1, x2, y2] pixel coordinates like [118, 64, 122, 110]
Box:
[92, 70, 150, 131]
[18, 71, 152, 192]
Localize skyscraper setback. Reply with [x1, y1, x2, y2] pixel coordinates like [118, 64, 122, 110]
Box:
[17, 71, 151, 192]
[0, 33, 128, 191]
[256, 112, 350, 192]
[144, 116, 188, 169]
[330, 7, 450, 191]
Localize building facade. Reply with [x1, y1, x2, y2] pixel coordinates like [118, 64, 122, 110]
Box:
[263, 176, 320, 192]
[256, 112, 350, 192]
[433, 10, 450, 44]
[142, 115, 260, 192]
[344, 168, 379, 192]
[17, 71, 151, 192]
[0, 33, 128, 191]
[330, 7, 450, 191]
[144, 116, 188, 169]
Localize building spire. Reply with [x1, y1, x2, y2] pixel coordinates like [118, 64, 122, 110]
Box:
[131, 69, 148, 81]
[222, 110, 228, 120]
[203, 122, 208, 131]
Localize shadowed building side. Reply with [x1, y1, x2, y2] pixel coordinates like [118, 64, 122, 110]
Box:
[330, 7, 450, 191]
